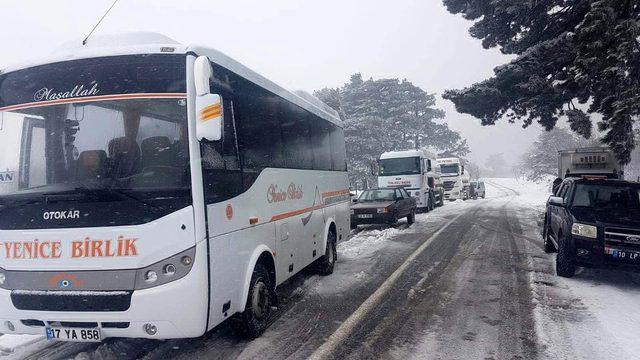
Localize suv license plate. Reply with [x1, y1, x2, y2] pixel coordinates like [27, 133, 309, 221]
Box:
[46, 327, 102, 342]
[358, 214, 373, 219]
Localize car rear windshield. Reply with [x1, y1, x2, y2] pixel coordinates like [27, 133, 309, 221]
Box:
[358, 189, 395, 202]
[572, 184, 640, 209]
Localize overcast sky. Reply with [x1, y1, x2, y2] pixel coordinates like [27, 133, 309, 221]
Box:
[0, 0, 542, 167]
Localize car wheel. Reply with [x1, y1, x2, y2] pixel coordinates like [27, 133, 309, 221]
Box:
[317, 230, 337, 275]
[407, 209, 415, 225]
[236, 263, 276, 338]
[556, 233, 576, 278]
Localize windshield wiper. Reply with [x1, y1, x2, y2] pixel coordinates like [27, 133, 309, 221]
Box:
[71, 187, 160, 209]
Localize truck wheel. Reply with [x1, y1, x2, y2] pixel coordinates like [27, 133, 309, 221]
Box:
[317, 230, 337, 275]
[237, 263, 276, 338]
[556, 233, 576, 278]
[407, 209, 415, 225]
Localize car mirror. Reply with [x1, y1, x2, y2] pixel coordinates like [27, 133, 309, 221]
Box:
[352, 198, 358, 203]
[549, 196, 565, 207]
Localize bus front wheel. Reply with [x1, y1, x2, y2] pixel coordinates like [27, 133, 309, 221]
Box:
[237, 263, 275, 338]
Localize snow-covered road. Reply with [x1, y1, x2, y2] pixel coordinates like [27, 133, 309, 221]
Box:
[2, 178, 640, 359]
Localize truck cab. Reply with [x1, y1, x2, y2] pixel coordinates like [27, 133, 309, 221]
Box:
[377, 150, 444, 211]
[436, 157, 469, 200]
[543, 177, 640, 277]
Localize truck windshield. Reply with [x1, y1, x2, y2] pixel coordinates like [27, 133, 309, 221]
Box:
[572, 184, 640, 210]
[440, 164, 460, 175]
[378, 157, 420, 176]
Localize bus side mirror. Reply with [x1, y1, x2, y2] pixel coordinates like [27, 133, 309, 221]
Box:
[193, 56, 224, 141]
[196, 94, 223, 141]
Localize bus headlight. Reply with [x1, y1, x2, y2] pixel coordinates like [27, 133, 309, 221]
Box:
[134, 247, 195, 290]
[572, 223, 598, 239]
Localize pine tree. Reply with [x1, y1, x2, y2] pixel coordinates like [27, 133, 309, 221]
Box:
[316, 74, 469, 185]
[442, 0, 640, 164]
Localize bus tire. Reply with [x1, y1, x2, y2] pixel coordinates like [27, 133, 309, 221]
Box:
[237, 262, 275, 338]
[556, 233, 576, 278]
[317, 229, 337, 275]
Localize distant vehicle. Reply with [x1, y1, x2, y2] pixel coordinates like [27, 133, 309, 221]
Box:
[543, 177, 640, 277]
[558, 147, 623, 180]
[351, 188, 417, 228]
[436, 157, 470, 200]
[377, 149, 444, 211]
[470, 180, 486, 199]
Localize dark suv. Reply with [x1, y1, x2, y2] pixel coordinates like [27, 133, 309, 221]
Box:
[543, 177, 640, 277]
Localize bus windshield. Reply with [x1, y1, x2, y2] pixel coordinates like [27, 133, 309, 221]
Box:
[378, 157, 420, 176]
[440, 164, 460, 175]
[0, 54, 191, 228]
[572, 184, 640, 210]
[0, 98, 190, 201]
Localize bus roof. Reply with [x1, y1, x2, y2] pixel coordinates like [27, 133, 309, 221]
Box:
[0, 32, 341, 126]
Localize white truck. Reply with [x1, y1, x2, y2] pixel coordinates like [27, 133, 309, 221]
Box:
[436, 157, 470, 200]
[558, 147, 623, 179]
[377, 149, 444, 211]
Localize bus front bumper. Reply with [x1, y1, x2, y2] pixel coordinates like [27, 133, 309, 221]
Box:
[0, 242, 209, 340]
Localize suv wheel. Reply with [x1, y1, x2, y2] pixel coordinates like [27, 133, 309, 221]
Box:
[543, 219, 555, 253]
[556, 233, 576, 278]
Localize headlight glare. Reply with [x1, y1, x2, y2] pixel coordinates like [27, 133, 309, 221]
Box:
[572, 223, 598, 239]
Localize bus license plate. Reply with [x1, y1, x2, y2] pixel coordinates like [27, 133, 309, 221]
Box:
[358, 214, 373, 219]
[46, 327, 102, 342]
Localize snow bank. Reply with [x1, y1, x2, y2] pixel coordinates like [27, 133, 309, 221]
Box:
[0, 334, 46, 359]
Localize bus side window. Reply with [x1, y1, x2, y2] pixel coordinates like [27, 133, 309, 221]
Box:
[280, 102, 312, 169]
[200, 96, 243, 203]
[330, 125, 347, 171]
[309, 116, 333, 171]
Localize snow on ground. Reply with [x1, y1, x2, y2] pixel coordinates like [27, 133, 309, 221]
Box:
[0, 334, 47, 359]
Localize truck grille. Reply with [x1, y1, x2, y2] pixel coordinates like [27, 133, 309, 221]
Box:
[11, 290, 132, 312]
[443, 181, 456, 191]
[605, 227, 640, 250]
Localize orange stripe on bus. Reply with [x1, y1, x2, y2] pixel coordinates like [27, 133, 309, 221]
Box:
[270, 204, 325, 222]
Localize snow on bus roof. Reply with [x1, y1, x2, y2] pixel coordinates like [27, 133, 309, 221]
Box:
[1, 32, 341, 126]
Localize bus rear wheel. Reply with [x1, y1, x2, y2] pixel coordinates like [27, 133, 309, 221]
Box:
[317, 229, 337, 275]
[237, 263, 275, 338]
